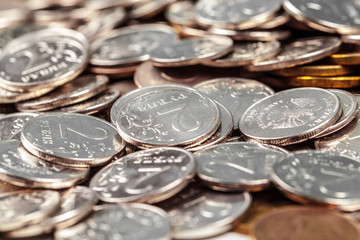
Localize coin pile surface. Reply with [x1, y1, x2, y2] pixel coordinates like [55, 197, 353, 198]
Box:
[1, 0, 360, 239]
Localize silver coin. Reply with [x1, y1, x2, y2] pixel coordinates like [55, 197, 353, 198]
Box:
[194, 142, 288, 192]
[0, 28, 89, 92]
[55, 204, 171, 240]
[85, 0, 143, 9]
[90, 24, 177, 66]
[0, 112, 38, 140]
[195, 0, 282, 30]
[165, 0, 197, 27]
[272, 150, 360, 211]
[21, 112, 125, 167]
[130, 0, 176, 19]
[203, 41, 280, 67]
[0, 84, 54, 104]
[239, 87, 342, 146]
[194, 77, 274, 130]
[283, 0, 360, 34]
[246, 37, 341, 72]
[113, 85, 220, 148]
[316, 89, 358, 138]
[0, 190, 60, 232]
[90, 147, 195, 203]
[256, 12, 290, 29]
[156, 183, 252, 239]
[208, 28, 291, 41]
[150, 35, 233, 67]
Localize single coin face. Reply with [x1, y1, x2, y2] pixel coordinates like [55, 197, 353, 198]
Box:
[0, 112, 38, 140]
[239, 87, 341, 145]
[55, 204, 171, 240]
[21, 113, 125, 167]
[112, 85, 220, 148]
[194, 142, 287, 191]
[272, 150, 360, 210]
[90, 147, 195, 203]
[0, 28, 89, 92]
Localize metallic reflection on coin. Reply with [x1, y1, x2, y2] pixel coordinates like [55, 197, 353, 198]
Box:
[272, 150, 360, 211]
[156, 183, 252, 239]
[342, 34, 360, 45]
[0, 85, 55, 104]
[130, 0, 176, 19]
[328, 52, 360, 65]
[21, 113, 125, 167]
[286, 76, 360, 88]
[88, 63, 139, 79]
[272, 65, 356, 77]
[0, 190, 60, 232]
[256, 12, 290, 29]
[194, 142, 287, 191]
[85, 0, 143, 9]
[0, 180, 24, 196]
[208, 28, 291, 41]
[55, 204, 171, 240]
[90, 147, 195, 203]
[165, 0, 196, 27]
[0, 112, 38, 140]
[239, 88, 341, 146]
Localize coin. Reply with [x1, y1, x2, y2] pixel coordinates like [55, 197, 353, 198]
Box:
[165, 0, 196, 27]
[342, 34, 360, 45]
[194, 77, 274, 130]
[194, 142, 287, 192]
[112, 85, 220, 148]
[90, 147, 195, 203]
[150, 35, 233, 67]
[54, 204, 171, 240]
[246, 37, 341, 72]
[110, 78, 137, 95]
[0, 190, 60, 232]
[195, 0, 282, 30]
[130, 0, 176, 19]
[90, 24, 177, 66]
[156, 183, 252, 239]
[286, 76, 360, 88]
[27, 0, 85, 10]
[328, 52, 360, 65]
[272, 65, 356, 77]
[85, 0, 143, 9]
[208, 28, 291, 41]
[0, 85, 55, 104]
[256, 12, 290, 29]
[239, 87, 342, 145]
[88, 63, 139, 78]
[272, 150, 360, 211]
[16, 75, 109, 112]
[0, 28, 89, 92]
[252, 206, 360, 240]
[21, 112, 125, 167]
[0, 112, 38, 140]
[0, 180, 24, 196]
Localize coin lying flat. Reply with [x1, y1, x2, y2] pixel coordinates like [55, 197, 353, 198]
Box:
[246, 37, 341, 72]
[90, 147, 195, 203]
[208, 28, 291, 41]
[272, 150, 360, 211]
[165, 0, 196, 27]
[0, 85, 54, 104]
[194, 142, 287, 192]
[272, 65, 356, 77]
[150, 35, 233, 67]
[239, 88, 341, 146]
[0, 112, 38, 140]
[130, 0, 176, 19]
[112, 85, 220, 148]
[21, 113, 125, 167]
[286, 76, 360, 88]
[85, 0, 143, 9]
[55, 204, 171, 240]
[328, 52, 360, 65]
[256, 12, 290, 29]
[342, 34, 360, 45]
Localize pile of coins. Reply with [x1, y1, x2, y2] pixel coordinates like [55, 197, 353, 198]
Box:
[2, 0, 360, 239]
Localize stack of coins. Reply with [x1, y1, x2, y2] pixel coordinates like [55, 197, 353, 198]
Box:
[2, 0, 360, 239]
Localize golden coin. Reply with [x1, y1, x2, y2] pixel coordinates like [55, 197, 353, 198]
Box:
[287, 76, 360, 88]
[272, 65, 355, 77]
[329, 52, 360, 65]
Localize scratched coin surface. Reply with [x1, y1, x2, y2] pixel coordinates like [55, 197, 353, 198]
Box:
[21, 113, 125, 167]
[246, 37, 341, 72]
[239, 88, 341, 146]
[194, 142, 288, 192]
[55, 204, 171, 240]
[90, 24, 177, 66]
[195, 0, 282, 30]
[0, 28, 89, 92]
[0, 112, 38, 140]
[0, 190, 60, 232]
[112, 85, 220, 148]
[156, 183, 252, 239]
[150, 35, 233, 67]
[272, 150, 360, 211]
[90, 147, 195, 203]
[194, 78, 274, 130]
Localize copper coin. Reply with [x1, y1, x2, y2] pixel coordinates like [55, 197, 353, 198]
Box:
[272, 65, 356, 77]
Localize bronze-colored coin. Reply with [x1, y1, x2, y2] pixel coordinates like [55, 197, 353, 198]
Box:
[88, 64, 139, 79]
[272, 65, 356, 77]
[109, 79, 137, 95]
[328, 52, 360, 65]
[287, 76, 360, 88]
[252, 206, 360, 240]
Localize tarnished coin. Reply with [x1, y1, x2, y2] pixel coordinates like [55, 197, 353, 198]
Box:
[286, 76, 360, 88]
[150, 35, 233, 67]
[194, 142, 287, 192]
[6, 186, 97, 238]
[156, 183, 252, 239]
[165, 0, 196, 27]
[253, 207, 360, 240]
[195, 0, 282, 30]
[0, 28, 89, 92]
[55, 204, 171, 240]
[272, 150, 360, 211]
[246, 37, 341, 72]
[272, 65, 356, 77]
[21, 113, 125, 167]
[90, 24, 177, 66]
[0, 190, 60, 232]
[328, 52, 360, 65]
[90, 147, 195, 203]
[16, 75, 108, 112]
[208, 28, 291, 41]
[113, 85, 220, 148]
[0, 112, 38, 140]
[283, 0, 360, 34]
[194, 78, 274, 130]
[130, 0, 176, 19]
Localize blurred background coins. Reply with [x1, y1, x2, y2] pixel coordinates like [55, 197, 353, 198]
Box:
[0, 112, 38, 140]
